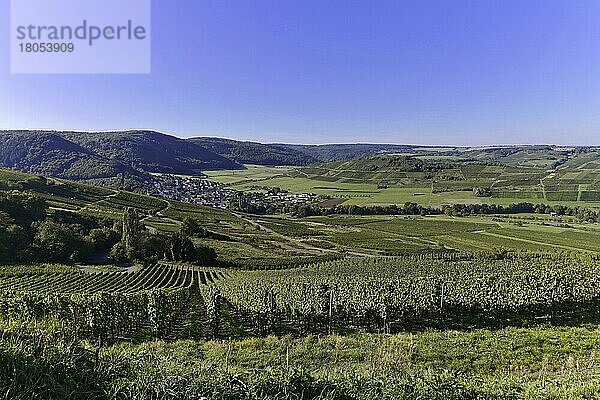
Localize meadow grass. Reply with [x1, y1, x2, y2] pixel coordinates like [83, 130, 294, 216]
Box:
[4, 326, 600, 399]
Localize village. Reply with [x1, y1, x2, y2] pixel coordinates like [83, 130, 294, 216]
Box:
[151, 174, 317, 212]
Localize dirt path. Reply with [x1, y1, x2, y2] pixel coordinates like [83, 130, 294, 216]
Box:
[75, 264, 139, 274]
[234, 212, 328, 254]
[292, 168, 310, 178]
[234, 212, 376, 257]
[141, 200, 174, 233]
[84, 190, 120, 208]
[540, 178, 547, 201]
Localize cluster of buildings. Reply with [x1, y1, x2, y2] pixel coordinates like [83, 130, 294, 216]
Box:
[243, 186, 317, 210]
[151, 175, 317, 211]
[152, 175, 237, 208]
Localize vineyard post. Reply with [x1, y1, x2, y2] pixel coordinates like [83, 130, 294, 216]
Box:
[210, 291, 219, 339]
[269, 289, 276, 332]
[551, 276, 557, 322]
[328, 287, 335, 335]
[440, 282, 446, 324]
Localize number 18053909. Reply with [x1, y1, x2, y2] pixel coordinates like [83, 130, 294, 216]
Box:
[19, 42, 75, 53]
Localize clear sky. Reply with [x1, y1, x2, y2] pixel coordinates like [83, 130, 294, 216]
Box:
[2, 0, 600, 145]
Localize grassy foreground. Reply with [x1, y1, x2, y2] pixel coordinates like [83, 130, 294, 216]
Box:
[3, 325, 600, 399]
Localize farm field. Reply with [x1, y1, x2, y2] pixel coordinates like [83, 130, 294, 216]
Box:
[244, 213, 600, 255]
[8, 166, 600, 258]
[203, 165, 293, 185]
[4, 254, 600, 398]
[6, 1, 600, 396]
[205, 164, 600, 208]
[3, 167, 600, 398]
[4, 165, 600, 260]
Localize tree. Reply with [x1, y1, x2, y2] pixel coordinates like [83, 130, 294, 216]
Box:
[0, 192, 47, 225]
[164, 234, 217, 264]
[122, 207, 141, 251]
[30, 220, 91, 262]
[0, 211, 13, 226]
[87, 227, 120, 252]
[0, 224, 28, 262]
[109, 241, 129, 263]
[195, 245, 217, 265]
[140, 232, 169, 261]
[167, 234, 197, 262]
[180, 217, 204, 237]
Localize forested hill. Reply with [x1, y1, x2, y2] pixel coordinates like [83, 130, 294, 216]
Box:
[0, 130, 243, 188]
[2, 130, 597, 183]
[189, 137, 320, 166]
[0, 131, 138, 179]
[192, 137, 423, 165]
[192, 138, 597, 168]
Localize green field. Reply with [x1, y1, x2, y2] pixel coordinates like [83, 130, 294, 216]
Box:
[4, 255, 600, 398]
[6, 326, 600, 399]
[4, 167, 600, 398]
[205, 164, 600, 208]
[4, 165, 600, 262]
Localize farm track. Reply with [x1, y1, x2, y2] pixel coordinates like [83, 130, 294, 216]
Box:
[176, 288, 211, 340]
[79, 190, 120, 212]
[233, 212, 331, 255]
[540, 178, 547, 201]
[162, 291, 196, 342]
[239, 213, 379, 257]
[139, 199, 182, 234]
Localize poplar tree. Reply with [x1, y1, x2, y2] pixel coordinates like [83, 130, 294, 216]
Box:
[122, 207, 141, 251]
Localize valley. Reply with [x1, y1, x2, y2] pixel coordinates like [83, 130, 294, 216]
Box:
[3, 133, 600, 399]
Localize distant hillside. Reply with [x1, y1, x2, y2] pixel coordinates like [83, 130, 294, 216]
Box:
[298, 155, 466, 185]
[63, 131, 241, 173]
[0, 130, 243, 189]
[2, 130, 595, 183]
[284, 143, 423, 163]
[192, 138, 595, 169]
[0, 131, 142, 178]
[192, 138, 425, 165]
[190, 137, 319, 166]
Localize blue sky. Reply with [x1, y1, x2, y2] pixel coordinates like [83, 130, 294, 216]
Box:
[2, 0, 600, 145]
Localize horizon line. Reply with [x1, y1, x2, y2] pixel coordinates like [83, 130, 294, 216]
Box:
[0, 127, 596, 148]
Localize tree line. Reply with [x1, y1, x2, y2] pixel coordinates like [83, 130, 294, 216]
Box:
[110, 208, 217, 265]
[0, 191, 217, 265]
[292, 201, 600, 221]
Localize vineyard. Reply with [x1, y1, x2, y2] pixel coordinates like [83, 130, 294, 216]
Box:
[0, 264, 228, 342]
[3, 168, 600, 398]
[5, 253, 600, 344]
[211, 253, 600, 334]
[0, 263, 228, 293]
